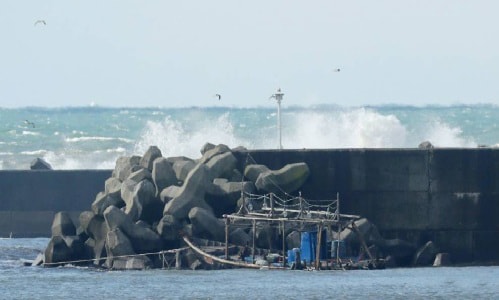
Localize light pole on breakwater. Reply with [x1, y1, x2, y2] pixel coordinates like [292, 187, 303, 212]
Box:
[270, 88, 284, 150]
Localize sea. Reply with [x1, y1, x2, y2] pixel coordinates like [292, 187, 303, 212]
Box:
[1, 238, 499, 299]
[2, 104, 499, 299]
[0, 104, 497, 170]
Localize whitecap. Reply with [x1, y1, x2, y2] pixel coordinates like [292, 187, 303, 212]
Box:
[65, 136, 134, 143]
[284, 108, 408, 148]
[421, 120, 476, 147]
[134, 113, 249, 159]
[20, 150, 48, 155]
[22, 131, 39, 136]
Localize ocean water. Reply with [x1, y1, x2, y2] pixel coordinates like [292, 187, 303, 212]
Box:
[3, 105, 499, 298]
[1, 238, 498, 299]
[1, 104, 498, 170]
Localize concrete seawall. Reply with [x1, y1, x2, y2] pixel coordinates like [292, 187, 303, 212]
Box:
[0, 170, 111, 237]
[1, 149, 498, 262]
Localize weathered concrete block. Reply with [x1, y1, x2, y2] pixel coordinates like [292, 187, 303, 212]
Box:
[433, 253, 451, 267]
[159, 185, 181, 204]
[62, 235, 84, 261]
[51, 212, 76, 237]
[32, 253, 45, 266]
[206, 179, 256, 216]
[91, 192, 124, 216]
[104, 177, 122, 198]
[200, 142, 216, 155]
[30, 157, 52, 170]
[255, 163, 310, 194]
[121, 179, 161, 223]
[418, 141, 434, 149]
[78, 212, 108, 265]
[106, 228, 135, 257]
[152, 157, 177, 197]
[413, 241, 438, 266]
[188, 207, 225, 242]
[229, 228, 251, 246]
[254, 222, 277, 250]
[104, 206, 162, 254]
[128, 168, 152, 183]
[44, 235, 71, 266]
[199, 144, 231, 164]
[156, 214, 181, 241]
[163, 164, 211, 220]
[340, 218, 381, 245]
[172, 160, 197, 182]
[140, 146, 163, 171]
[378, 238, 416, 264]
[105, 228, 136, 268]
[113, 156, 141, 182]
[244, 164, 270, 183]
[205, 152, 238, 180]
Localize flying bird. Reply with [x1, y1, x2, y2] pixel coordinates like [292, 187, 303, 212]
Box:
[333, 68, 341, 72]
[34, 20, 46, 26]
[215, 94, 221, 100]
[24, 120, 35, 128]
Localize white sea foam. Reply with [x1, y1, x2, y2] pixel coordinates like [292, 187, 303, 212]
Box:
[131, 108, 477, 160]
[65, 136, 134, 143]
[284, 108, 408, 148]
[22, 131, 39, 136]
[420, 120, 476, 147]
[20, 150, 48, 155]
[134, 113, 249, 159]
[106, 147, 126, 153]
[42, 151, 119, 170]
[92, 148, 127, 154]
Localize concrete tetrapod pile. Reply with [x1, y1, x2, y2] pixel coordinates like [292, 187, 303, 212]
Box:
[43, 143, 312, 270]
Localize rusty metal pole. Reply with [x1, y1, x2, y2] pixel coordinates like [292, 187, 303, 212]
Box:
[282, 220, 286, 267]
[315, 222, 323, 270]
[225, 218, 229, 259]
[270, 193, 274, 217]
[252, 219, 256, 263]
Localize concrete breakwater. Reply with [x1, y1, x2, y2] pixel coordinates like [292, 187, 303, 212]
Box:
[1, 148, 499, 263]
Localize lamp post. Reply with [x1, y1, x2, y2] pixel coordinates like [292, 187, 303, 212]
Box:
[270, 88, 284, 150]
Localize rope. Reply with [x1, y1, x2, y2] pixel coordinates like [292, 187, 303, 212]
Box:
[43, 248, 189, 266]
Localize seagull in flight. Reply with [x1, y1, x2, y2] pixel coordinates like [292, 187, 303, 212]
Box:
[34, 20, 46, 26]
[333, 68, 341, 72]
[24, 120, 35, 128]
[215, 94, 221, 100]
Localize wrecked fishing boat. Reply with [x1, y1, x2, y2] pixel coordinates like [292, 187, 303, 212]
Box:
[183, 191, 386, 271]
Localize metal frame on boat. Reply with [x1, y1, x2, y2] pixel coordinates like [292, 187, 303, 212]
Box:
[183, 190, 383, 270]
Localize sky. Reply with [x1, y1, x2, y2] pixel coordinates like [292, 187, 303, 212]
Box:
[1, 1, 499, 108]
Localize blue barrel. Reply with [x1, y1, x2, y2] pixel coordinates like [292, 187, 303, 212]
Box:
[300, 231, 327, 262]
[287, 249, 295, 264]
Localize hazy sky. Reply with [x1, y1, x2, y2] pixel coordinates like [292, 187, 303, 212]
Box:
[1, 1, 498, 108]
